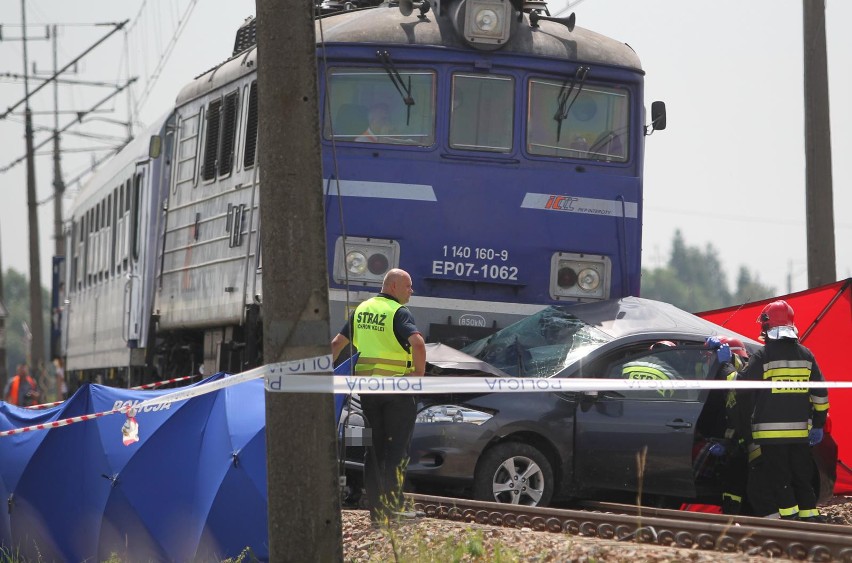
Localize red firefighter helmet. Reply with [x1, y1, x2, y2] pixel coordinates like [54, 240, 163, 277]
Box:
[717, 336, 748, 359]
[757, 300, 797, 339]
[650, 340, 676, 350]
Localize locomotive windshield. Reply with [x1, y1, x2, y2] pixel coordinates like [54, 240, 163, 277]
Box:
[449, 73, 514, 152]
[527, 79, 630, 162]
[324, 68, 436, 145]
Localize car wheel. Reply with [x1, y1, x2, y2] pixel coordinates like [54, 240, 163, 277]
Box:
[473, 442, 554, 506]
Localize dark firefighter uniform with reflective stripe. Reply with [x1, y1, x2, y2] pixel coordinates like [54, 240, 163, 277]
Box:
[739, 339, 830, 519]
[718, 356, 750, 514]
[340, 293, 420, 523]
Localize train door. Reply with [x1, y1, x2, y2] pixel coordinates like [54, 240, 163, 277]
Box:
[123, 169, 145, 347]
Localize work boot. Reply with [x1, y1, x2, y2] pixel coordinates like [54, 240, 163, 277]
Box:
[721, 498, 741, 515]
[799, 514, 828, 524]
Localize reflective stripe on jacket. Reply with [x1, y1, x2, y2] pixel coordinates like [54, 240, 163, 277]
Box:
[743, 340, 829, 444]
[351, 296, 412, 376]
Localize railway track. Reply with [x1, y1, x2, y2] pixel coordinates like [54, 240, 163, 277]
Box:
[407, 493, 852, 561]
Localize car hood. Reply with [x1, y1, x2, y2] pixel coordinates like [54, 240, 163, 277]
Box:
[425, 343, 512, 378]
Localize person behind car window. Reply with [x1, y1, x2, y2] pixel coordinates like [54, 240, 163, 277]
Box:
[330, 268, 426, 526]
[701, 336, 751, 515]
[722, 300, 829, 522]
[355, 103, 392, 143]
[620, 341, 678, 397]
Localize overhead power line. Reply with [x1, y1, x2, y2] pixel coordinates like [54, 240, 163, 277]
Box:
[0, 20, 128, 121]
[132, 0, 200, 117]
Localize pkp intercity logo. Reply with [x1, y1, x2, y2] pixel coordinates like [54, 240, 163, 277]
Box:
[543, 195, 578, 211]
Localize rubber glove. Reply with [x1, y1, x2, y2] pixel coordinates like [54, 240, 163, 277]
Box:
[705, 337, 722, 350]
[708, 442, 727, 457]
[808, 427, 824, 446]
[716, 344, 732, 364]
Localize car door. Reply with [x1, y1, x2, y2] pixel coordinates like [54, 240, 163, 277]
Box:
[572, 345, 710, 498]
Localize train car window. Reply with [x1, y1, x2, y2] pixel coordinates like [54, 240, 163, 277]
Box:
[176, 107, 203, 193]
[123, 179, 131, 271]
[74, 220, 82, 291]
[202, 98, 222, 181]
[96, 201, 103, 282]
[450, 73, 514, 152]
[218, 90, 239, 177]
[117, 184, 125, 272]
[527, 79, 629, 162]
[86, 209, 93, 287]
[131, 172, 143, 261]
[109, 190, 116, 277]
[104, 197, 111, 280]
[324, 68, 435, 146]
[244, 81, 258, 169]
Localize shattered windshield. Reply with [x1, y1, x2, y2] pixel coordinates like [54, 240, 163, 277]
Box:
[460, 306, 613, 378]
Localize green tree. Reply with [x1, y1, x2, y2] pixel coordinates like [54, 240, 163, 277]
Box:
[2, 268, 51, 388]
[641, 230, 776, 312]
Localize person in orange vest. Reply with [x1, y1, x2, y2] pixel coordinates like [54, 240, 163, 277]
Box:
[3, 363, 41, 407]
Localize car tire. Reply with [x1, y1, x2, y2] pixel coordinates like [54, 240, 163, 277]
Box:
[473, 442, 554, 507]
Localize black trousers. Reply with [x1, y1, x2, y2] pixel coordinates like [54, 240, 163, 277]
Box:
[720, 446, 748, 514]
[748, 442, 817, 517]
[360, 393, 416, 521]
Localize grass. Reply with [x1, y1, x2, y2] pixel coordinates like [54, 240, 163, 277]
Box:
[365, 462, 519, 562]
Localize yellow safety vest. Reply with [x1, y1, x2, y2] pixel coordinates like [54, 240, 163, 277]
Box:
[352, 296, 413, 376]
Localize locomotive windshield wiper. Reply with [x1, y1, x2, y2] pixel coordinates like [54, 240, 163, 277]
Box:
[376, 50, 416, 125]
[553, 65, 589, 143]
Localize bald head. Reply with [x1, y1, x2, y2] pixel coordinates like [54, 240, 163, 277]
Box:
[381, 268, 414, 304]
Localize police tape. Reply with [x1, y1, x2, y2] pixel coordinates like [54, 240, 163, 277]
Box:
[5, 351, 852, 438]
[23, 374, 203, 410]
[264, 374, 852, 394]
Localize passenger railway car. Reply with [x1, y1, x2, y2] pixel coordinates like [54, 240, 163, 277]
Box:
[60, 0, 665, 385]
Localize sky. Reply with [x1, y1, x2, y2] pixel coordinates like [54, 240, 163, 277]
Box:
[0, 0, 849, 301]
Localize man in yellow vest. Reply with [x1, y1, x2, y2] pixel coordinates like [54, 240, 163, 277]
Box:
[331, 268, 426, 525]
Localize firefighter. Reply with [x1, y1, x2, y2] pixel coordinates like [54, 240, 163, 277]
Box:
[723, 300, 829, 521]
[331, 268, 426, 525]
[702, 336, 751, 515]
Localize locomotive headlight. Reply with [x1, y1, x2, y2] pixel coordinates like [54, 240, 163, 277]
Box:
[458, 0, 512, 49]
[577, 268, 601, 291]
[549, 252, 611, 301]
[334, 236, 400, 287]
[473, 8, 499, 32]
[345, 251, 368, 275]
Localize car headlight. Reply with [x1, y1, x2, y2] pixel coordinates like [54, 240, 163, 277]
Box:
[550, 252, 611, 301]
[333, 236, 400, 286]
[416, 405, 493, 425]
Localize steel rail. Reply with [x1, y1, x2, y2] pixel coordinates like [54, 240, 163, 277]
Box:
[407, 493, 852, 561]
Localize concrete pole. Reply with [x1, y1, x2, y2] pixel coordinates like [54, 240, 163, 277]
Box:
[52, 24, 66, 259]
[21, 0, 46, 376]
[802, 0, 836, 287]
[256, 0, 343, 560]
